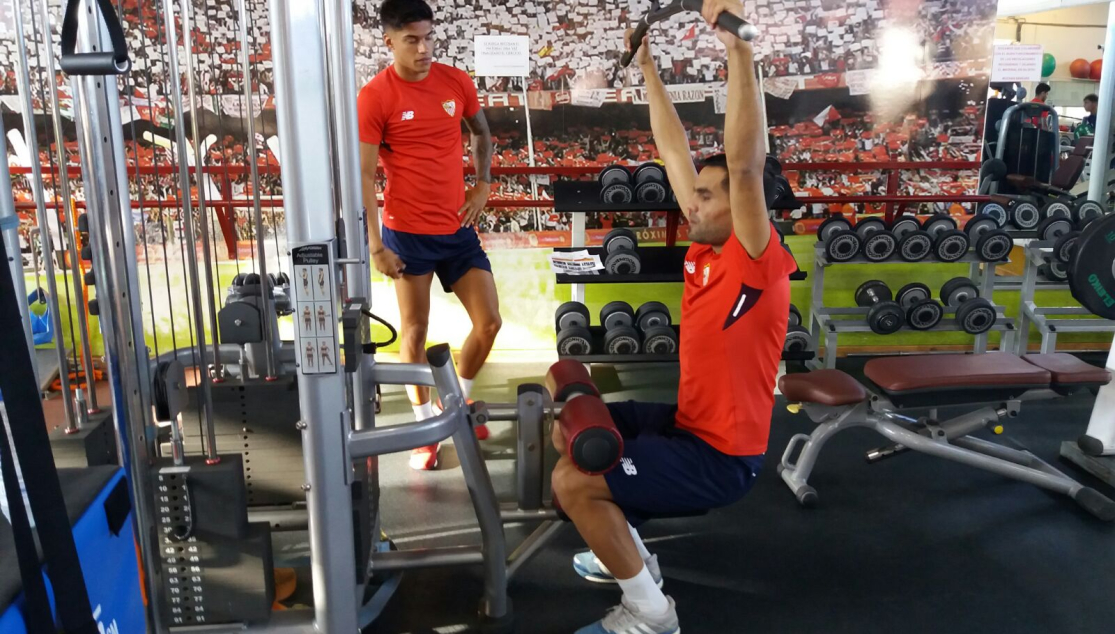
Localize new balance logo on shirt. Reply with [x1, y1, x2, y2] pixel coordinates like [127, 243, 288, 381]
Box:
[621, 457, 637, 476]
[401, 111, 415, 121]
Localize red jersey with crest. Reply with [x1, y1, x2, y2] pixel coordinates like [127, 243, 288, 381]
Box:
[675, 229, 798, 456]
[358, 63, 480, 235]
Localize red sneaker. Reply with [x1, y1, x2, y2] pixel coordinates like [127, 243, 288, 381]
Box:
[409, 444, 439, 471]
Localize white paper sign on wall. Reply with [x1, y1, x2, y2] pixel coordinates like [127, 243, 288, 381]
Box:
[475, 35, 530, 77]
[992, 44, 1044, 83]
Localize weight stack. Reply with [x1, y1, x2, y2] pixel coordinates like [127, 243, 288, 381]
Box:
[49, 410, 117, 468]
[151, 455, 275, 628]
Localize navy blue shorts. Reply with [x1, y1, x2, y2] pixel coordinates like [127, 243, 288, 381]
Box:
[382, 226, 492, 293]
[603, 400, 764, 526]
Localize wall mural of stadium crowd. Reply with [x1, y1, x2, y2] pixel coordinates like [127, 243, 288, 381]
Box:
[2, 0, 996, 256]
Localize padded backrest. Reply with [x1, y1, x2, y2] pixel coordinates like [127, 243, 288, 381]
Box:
[1073, 136, 1094, 156]
[1052, 155, 1085, 190]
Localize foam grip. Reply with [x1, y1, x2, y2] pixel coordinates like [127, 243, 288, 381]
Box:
[558, 395, 623, 475]
[546, 359, 601, 401]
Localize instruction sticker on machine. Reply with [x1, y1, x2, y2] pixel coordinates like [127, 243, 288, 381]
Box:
[291, 244, 338, 375]
[549, 250, 603, 275]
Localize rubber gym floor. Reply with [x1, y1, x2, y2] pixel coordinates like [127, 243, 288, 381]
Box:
[347, 358, 1115, 634]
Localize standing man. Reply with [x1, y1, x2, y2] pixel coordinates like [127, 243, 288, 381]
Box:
[552, 2, 796, 633]
[1033, 82, 1052, 104]
[359, 0, 500, 471]
[1078, 93, 1099, 139]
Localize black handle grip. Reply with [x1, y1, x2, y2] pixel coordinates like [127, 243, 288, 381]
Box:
[712, 11, 759, 41]
[426, 343, 452, 369]
[621, 1, 758, 68]
[620, 19, 652, 68]
[60, 0, 130, 76]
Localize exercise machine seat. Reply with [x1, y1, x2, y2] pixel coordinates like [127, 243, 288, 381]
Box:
[779, 370, 867, 406]
[1022, 354, 1111, 388]
[865, 353, 1051, 393]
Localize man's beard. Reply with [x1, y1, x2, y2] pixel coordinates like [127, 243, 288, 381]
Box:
[689, 222, 731, 246]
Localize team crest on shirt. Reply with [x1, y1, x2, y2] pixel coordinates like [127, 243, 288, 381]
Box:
[702, 263, 711, 286]
[442, 99, 456, 116]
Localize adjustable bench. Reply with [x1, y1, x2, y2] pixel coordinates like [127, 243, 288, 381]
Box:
[777, 353, 1115, 521]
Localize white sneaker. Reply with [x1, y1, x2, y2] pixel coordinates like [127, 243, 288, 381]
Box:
[574, 596, 680, 634]
[573, 552, 663, 588]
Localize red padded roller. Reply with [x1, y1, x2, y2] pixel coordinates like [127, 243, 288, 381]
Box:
[546, 359, 600, 401]
[558, 395, 623, 475]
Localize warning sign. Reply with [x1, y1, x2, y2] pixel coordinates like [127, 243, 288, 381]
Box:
[290, 244, 339, 375]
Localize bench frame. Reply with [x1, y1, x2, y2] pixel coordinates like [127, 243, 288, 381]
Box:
[778, 389, 1115, 521]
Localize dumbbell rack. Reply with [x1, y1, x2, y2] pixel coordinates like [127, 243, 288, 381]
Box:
[808, 246, 1017, 370]
[553, 179, 811, 364]
[1015, 240, 1115, 354]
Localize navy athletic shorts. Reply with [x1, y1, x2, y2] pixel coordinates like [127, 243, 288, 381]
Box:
[382, 226, 492, 293]
[602, 400, 764, 525]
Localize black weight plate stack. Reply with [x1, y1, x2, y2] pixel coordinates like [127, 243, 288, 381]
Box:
[1054, 231, 1081, 265]
[1037, 216, 1074, 242]
[976, 230, 1013, 262]
[889, 215, 921, 239]
[601, 183, 634, 204]
[895, 282, 931, 309]
[964, 214, 999, 241]
[642, 325, 678, 354]
[555, 301, 591, 331]
[1042, 200, 1072, 219]
[854, 217, 887, 239]
[603, 228, 638, 253]
[817, 214, 853, 243]
[1072, 199, 1105, 228]
[600, 301, 635, 330]
[855, 280, 892, 306]
[599, 165, 631, 187]
[825, 229, 861, 262]
[784, 325, 812, 353]
[604, 326, 641, 354]
[557, 327, 594, 356]
[635, 181, 669, 203]
[633, 162, 667, 185]
[635, 301, 672, 331]
[1069, 213, 1115, 317]
[979, 202, 1008, 227]
[862, 231, 897, 262]
[956, 298, 997, 335]
[941, 277, 980, 307]
[897, 230, 933, 262]
[907, 299, 944, 330]
[924, 215, 958, 239]
[934, 229, 970, 262]
[1010, 201, 1041, 230]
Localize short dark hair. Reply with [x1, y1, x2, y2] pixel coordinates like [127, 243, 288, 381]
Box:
[380, 0, 433, 31]
[1036, 82, 1051, 95]
[1085, 94, 1099, 104]
[698, 154, 730, 191]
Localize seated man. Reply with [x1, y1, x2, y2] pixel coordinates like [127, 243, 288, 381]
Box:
[551, 2, 797, 633]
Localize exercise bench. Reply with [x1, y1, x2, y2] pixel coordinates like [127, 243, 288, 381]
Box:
[777, 353, 1115, 521]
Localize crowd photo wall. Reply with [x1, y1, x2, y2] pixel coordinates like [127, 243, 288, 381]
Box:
[0, 0, 1003, 355]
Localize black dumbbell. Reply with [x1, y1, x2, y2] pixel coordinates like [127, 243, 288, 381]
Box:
[81, 244, 92, 261]
[83, 270, 95, 287]
[924, 215, 969, 262]
[634, 302, 676, 354]
[964, 214, 1013, 262]
[1036, 215, 1074, 242]
[599, 165, 634, 204]
[895, 282, 943, 330]
[1008, 200, 1041, 230]
[243, 273, 262, 286]
[856, 217, 896, 262]
[889, 215, 922, 239]
[1054, 231, 1081, 264]
[1072, 199, 1104, 228]
[855, 280, 905, 335]
[784, 325, 812, 354]
[605, 249, 641, 275]
[88, 298, 99, 316]
[816, 214, 853, 243]
[603, 228, 637, 253]
[556, 301, 593, 356]
[1041, 199, 1072, 220]
[634, 301, 671, 331]
[978, 202, 1008, 228]
[788, 303, 802, 328]
[632, 163, 669, 203]
[941, 277, 996, 335]
[601, 301, 641, 354]
[76, 213, 89, 233]
[893, 219, 932, 262]
[1039, 260, 1069, 282]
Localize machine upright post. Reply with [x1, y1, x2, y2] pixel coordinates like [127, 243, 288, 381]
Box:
[0, 117, 37, 377]
[1088, 1, 1115, 204]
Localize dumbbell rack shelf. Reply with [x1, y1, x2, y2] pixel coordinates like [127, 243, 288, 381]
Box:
[555, 324, 815, 364]
[1015, 240, 1115, 354]
[808, 245, 1016, 370]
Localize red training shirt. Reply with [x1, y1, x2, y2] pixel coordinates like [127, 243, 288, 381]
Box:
[358, 63, 480, 235]
[675, 229, 798, 456]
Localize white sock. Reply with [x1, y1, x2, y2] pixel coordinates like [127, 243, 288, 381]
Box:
[628, 524, 653, 562]
[617, 565, 669, 618]
[412, 402, 434, 421]
[459, 377, 474, 401]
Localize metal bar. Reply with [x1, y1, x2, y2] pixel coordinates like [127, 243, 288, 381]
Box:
[37, 0, 98, 415]
[69, 2, 162, 627]
[499, 506, 561, 522]
[236, 0, 277, 380]
[348, 410, 461, 459]
[516, 386, 545, 510]
[247, 506, 310, 530]
[507, 521, 563, 580]
[269, 1, 358, 629]
[11, 0, 76, 431]
[178, 0, 225, 401]
[0, 116, 37, 379]
[1088, 7, 1115, 206]
[370, 547, 485, 572]
[369, 362, 437, 388]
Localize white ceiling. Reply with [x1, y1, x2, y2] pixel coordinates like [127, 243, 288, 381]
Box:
[999, 0, 1109, 18]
